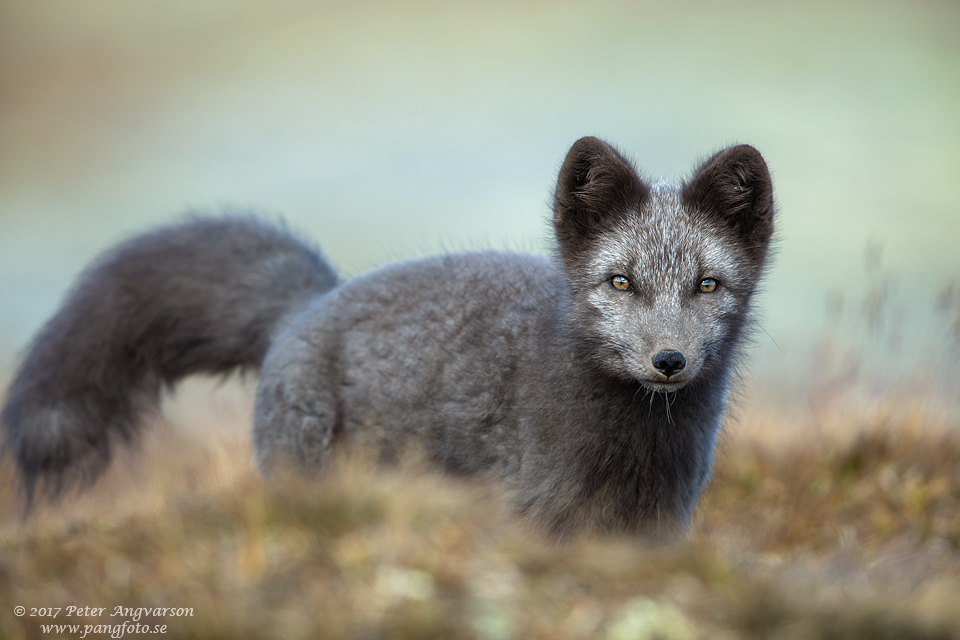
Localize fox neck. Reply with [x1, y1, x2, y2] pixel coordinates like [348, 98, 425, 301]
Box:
[533, 288, 736, 536]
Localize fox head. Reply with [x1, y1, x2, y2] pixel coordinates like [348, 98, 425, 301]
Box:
[552, 136, 775, 391]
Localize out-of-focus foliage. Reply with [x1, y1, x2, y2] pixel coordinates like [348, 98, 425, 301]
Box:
[1, 384, 958, 640]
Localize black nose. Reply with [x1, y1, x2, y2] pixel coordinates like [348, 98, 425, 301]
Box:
[652, 350, 686, 378]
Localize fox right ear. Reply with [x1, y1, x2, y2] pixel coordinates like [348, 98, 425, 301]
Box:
[553, 137, 649, 246]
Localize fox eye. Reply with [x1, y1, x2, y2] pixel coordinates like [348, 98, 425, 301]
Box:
[699, 278, 717, 293]
[611, 275, 632, 291]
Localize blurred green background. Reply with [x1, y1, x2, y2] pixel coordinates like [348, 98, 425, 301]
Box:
[1, 0, 958, 385]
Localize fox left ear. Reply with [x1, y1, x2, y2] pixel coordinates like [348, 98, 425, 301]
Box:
[553, 136, 650, 250]
[682, 145, 774, 254]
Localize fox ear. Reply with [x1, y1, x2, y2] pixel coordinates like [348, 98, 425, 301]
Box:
[682, 144, 774, 251]
[553, 137, 649, 245]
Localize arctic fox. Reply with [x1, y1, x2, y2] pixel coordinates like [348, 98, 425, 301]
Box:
[1, 137, 774, 538]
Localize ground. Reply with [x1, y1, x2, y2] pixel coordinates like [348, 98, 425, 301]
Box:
[1, 364, 958, 640]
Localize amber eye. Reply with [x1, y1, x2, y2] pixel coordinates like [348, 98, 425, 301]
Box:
[611, 275, 632, 291]
[699, 278, 717, 293]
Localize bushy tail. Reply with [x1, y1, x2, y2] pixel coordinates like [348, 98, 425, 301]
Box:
[0, 216, 338, 505]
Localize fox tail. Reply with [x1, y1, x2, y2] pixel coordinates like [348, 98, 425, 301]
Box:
[0, 215, 337, 505]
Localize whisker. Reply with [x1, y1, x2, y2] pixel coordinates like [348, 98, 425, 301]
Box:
[663, 391, 673, 425]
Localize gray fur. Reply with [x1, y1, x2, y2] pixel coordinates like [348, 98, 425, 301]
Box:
[1, 138, 774, 538]
[1, 216, 337, 505]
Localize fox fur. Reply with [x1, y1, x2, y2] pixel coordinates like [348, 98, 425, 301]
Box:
[1, 137, 775, 539]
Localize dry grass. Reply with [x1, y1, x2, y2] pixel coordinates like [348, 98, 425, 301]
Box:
[0, 373, 958, 640]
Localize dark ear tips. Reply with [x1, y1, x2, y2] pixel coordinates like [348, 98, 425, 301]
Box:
[552, 137, 649, 233]
[554, 137, 622, 210]
[681, 144, 774, 246]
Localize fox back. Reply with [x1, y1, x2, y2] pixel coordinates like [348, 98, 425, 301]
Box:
[1, 137, 774, 538]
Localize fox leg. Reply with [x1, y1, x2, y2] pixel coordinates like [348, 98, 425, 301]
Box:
[251, 324, 341, 476]
[253, 379, 339, 474]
